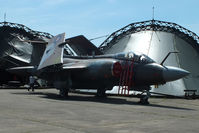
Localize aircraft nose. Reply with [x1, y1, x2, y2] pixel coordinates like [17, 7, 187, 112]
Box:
[163, 66, 190, 82]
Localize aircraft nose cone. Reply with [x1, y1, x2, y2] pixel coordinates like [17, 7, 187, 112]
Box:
[163, 66, 190, 82]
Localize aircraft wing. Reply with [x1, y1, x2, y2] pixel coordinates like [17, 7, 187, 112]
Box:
[62, 62, 88, 70]
[6, 66, 35, 76]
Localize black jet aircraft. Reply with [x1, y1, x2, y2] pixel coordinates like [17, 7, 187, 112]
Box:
[8, 33, 189, 104]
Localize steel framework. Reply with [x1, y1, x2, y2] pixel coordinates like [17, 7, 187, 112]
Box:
[99, 20, 199, 53]
[0, 21, 53, 39]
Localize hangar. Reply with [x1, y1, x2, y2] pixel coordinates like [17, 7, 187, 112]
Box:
[0, 21, 52, 85]
[99, 20, 199, 96]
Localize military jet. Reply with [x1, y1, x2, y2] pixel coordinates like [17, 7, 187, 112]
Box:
[8, 33, 189, 104]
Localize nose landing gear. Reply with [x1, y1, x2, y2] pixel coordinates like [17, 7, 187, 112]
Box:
[139, 90, 151, 105]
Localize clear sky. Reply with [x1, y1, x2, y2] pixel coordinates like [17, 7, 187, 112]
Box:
[1, 0, 199, 46]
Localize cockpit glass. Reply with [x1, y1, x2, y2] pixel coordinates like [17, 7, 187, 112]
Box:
[140, 54, 155, 63]
[127, 52, 134, 59]
[115, 52, 155, 64]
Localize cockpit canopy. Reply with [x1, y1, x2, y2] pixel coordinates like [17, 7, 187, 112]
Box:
[115, 52, 155, 64]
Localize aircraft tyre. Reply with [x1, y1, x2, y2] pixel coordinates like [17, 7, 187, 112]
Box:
[139, 96, 149, 105]
[139, 90, 150, 105]
[59, 88, 69, 97]
[96, 88, 106, 98]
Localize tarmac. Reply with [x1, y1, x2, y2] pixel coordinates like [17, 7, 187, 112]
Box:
[0, 89, 198, 133]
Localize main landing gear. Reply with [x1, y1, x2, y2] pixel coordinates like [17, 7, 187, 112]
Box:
[59, 88, 69, 97]
[96, 88, 107, 98]
[139, 90, 151, 105]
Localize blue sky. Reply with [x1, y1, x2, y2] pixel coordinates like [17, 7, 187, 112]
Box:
[1, 0, 199, 46]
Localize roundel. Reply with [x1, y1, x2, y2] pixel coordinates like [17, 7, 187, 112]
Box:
[112, 62, 122, 77]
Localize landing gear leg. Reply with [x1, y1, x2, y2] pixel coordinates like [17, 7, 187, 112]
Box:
[59, 88, 69, 97]
[139, 90, 151, 105]
[96, 88, 106, 97]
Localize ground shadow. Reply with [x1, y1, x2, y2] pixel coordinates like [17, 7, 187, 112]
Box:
[11, 91, 195, 111]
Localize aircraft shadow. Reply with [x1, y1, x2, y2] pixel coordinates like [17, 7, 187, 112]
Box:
[11, 92, 195, 111]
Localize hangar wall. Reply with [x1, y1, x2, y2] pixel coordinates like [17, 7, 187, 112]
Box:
[100, 20, 199, 96]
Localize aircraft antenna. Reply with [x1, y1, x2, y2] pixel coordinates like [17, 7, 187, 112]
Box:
[152, 6, 155, 20]
[4, 12, 6, 22]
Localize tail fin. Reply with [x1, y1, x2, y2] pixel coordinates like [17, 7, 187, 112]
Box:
[37, 33, 65, 70]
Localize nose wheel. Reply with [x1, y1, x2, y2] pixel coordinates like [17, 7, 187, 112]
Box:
[139, 90, 151, 105]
